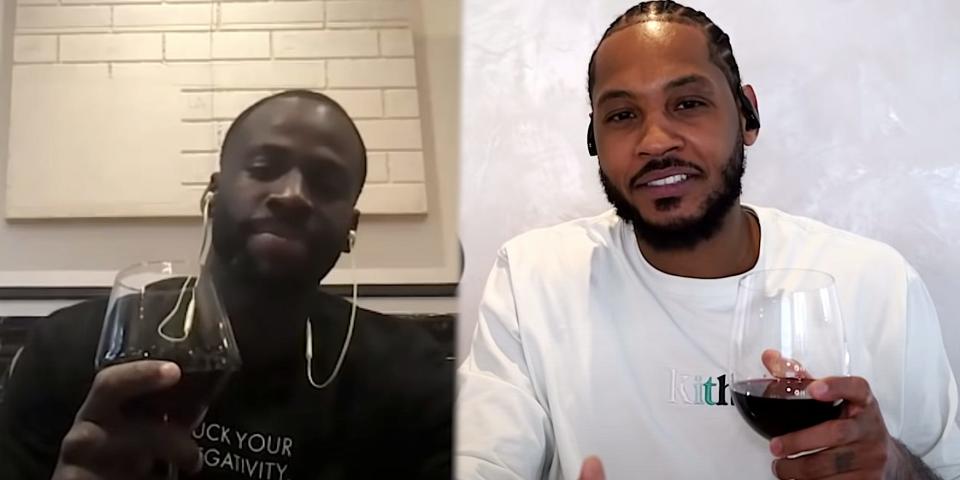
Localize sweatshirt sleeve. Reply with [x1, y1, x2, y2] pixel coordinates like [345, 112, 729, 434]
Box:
[896, 265, 960, 478]
[456, 250, 556, 480]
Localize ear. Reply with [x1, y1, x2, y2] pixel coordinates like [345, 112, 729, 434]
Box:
[587, 113, 598, 157]
[201, 172, 220, 213]
[741, 85, 760, 146]
[342, 209, 361, 253]
[208, 172, 220, 194]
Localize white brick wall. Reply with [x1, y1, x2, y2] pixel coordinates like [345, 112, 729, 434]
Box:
[389, 152, 426, 182]
[273, 30, 379, 59]
[8, 0, 429, 218]
[328, 58, 417, 87]
[18, 0, 60, 6]
[113, 5, 213, 30]
[221, 2, 325, 28]
[384, 89, 420, 117]
[367, 152, 389, 183]
[380, 29, 414, 57]
[13, 35, 57, 63]
[61, 33, 163, 62]
[327, 1, 409, 23]
[17, 6, 111, 32]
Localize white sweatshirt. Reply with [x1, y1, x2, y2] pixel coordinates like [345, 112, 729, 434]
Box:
[457, 206, 960, 479]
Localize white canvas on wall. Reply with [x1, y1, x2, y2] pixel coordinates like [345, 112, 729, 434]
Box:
[6, 0, 429, 219]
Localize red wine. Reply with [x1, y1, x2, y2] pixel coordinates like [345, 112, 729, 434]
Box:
[732, 378, 844, 439]
[103, 353, 234, 427]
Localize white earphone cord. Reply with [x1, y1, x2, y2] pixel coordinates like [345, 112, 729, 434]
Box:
[157, 192, 213, 342]
[305, 232, 358, 389]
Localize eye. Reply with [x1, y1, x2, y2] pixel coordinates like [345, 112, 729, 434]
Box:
[304, 167, 352, 199]
[676, 99, 707, 111]
[605, 110, 636, 123]
[247, 156, 283, 180]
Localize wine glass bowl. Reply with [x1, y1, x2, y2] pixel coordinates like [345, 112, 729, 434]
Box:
[95, 261, 241, 477]
[730, 269, 849, 439]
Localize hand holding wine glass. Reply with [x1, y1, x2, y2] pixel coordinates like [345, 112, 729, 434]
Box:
[766, 374, 907, 479]
[731, 269, 912, 479]
[52, 361, 203, 480]
[52, 261, 241, 480]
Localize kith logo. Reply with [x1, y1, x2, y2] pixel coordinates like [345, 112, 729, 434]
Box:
[668, 369, 734, 406]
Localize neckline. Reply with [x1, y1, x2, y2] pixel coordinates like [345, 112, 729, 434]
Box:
[618, 205, 767, 297]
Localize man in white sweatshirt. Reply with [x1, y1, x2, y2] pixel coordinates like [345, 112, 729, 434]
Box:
[456, 2, 960, 479]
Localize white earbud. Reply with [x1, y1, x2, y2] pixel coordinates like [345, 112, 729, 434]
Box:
[201, 191, 214, 216]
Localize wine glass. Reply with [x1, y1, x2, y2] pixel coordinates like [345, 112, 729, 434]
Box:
[96, 261, 242, 478]
[730, 269, 849, 440]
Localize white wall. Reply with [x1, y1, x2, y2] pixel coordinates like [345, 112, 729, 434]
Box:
[458, 0, 960, 398]
[0, 0, 460, 293]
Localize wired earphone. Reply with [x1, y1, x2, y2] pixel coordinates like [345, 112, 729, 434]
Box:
[305, 228, 358, 390]
[156, 190, 215, 342]
[158, 188, 358, 390]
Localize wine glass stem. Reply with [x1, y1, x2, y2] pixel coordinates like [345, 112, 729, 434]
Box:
[163, 413, 178, 480]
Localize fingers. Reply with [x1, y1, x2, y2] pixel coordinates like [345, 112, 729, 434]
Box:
[77, 361, 180, 423]
[59, 419, 201, 478]
[771, 418, 861, 458]
[761, 349, 810, 378]
[51, 464, 100, 480]
[772, 446, 886, 479]
[807, 376, 875, 407]
[578, 456, 605, 480]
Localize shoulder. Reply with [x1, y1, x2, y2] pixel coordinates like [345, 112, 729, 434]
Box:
[502, 210, 620, 253]
[316, 292, 451, 377]
[318, 294, 452, 430]
[758, 206, 911, 277]
[0, 298, 106, 462]
[23, 297, 107, 365]
[497, 210, 623, 270]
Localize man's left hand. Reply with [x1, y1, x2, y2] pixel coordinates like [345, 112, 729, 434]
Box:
[769, 376, 906, 479]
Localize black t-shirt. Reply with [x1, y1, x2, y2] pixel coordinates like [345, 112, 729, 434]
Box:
[0, 291, 452, 479]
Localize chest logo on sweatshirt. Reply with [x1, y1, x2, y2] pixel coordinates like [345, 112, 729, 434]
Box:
[668, 369, 735, 406]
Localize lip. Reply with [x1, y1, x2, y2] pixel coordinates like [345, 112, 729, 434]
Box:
[248, 231, 308, 262]
[632, 166, 703, 188]
[247, 218, 307, 242]
[634, 176, 697, 199]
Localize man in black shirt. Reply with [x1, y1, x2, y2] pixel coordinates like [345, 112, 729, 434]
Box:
[0, 91, 452, 479]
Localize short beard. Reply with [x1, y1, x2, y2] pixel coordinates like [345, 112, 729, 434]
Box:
[600, 142, 746, 251]
[210, 207, 318, 295]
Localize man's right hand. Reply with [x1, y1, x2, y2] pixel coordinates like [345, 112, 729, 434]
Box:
[578, 456, 605, 480]
[52, 361, 202, 480]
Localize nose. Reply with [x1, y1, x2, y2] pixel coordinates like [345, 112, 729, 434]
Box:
[266, 169, 313, 223]
[635, 114, 683, 158]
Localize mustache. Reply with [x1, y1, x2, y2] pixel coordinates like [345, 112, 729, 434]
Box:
[629, 157, 705, 186]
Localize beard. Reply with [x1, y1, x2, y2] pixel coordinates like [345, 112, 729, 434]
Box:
[600, 138, 746, 251]
[210, 206, 329, 293]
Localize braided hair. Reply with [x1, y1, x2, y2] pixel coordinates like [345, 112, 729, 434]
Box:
[587, 1, 753, 124]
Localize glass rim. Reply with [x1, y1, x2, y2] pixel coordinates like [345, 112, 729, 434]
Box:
[114, 260, 200, 291]
[737, 268, 836, 292]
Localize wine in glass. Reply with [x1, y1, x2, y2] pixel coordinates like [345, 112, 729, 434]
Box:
[96, 261, 242, 477]
[730, 269, 849, 439]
